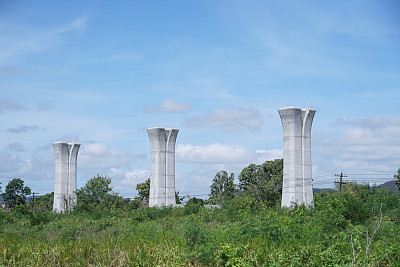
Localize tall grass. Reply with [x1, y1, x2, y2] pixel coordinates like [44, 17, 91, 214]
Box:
[1, 188, 399, 266]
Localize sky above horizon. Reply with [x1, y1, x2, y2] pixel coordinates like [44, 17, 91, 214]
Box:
[1, 0, 399, 198]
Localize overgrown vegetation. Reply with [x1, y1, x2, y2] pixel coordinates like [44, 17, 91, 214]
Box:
[0, 167, 399, 266]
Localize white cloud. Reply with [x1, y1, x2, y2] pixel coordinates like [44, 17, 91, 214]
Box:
[0, 149, 53, 183]
[0, 98, 24, 112]
[184, 107, 263, 132]
[176, 143, 254, 164]
[314, 115, 400, 175]
[176, 143, 282, 165]
[143, 100, 190, 114]
[335, 115, 400, 130]
[255, 149, 283, 163]
[6, 124, 43, 134]
[79, 143, 140, 172]
[0, 16, 89, 61]
[122, 169, 149, 185]
[109, 169, 150, 197]
[6, 143, 25, 152]
[57, 17, 88, 34]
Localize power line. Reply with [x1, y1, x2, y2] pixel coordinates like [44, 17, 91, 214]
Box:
[346, 173, 394, 176]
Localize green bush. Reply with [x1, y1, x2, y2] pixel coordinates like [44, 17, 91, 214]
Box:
[29, 211, 54, 226]
[0, 181, 399, 266]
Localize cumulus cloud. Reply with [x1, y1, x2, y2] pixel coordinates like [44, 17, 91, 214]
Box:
[314, 115, 400, 175]
[184, 107, 263, 132]
[176, 143, 281, 165]
[121, 169, 150, 186]
[176, 143, 254, 164]
[6, 125, 43, 134]
[0, 149, 53, 182]
[0, 98, 23, 112]
[6, 143, 25, 152]
[255, 149, 283, 163]
[79, 143, 142, 172]
[335, 115, 400, 129]
[107, 169, 150, 197]
[143, 100, 190, 114]
[0, 151, 30, 175]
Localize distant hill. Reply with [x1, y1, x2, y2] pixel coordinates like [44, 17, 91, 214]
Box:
[378, 180, 399, 193]
[313, 188, 334, 193]
[314, 181, 399, 194]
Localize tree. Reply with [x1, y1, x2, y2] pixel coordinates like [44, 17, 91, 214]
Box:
[238, 159, 283, 206]
[77, 174, 114, 201]
[76, 175, 122, 211]
[209, 171, 236, 204]
[136, 178, 182, 205]
[32, 192, 54, 212]
[395, 169, 400, 191]
[136, 178, 150, 201]
[1, 178, 31, 209]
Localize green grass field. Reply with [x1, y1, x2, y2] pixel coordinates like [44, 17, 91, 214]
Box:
[1, 187, 400, 266]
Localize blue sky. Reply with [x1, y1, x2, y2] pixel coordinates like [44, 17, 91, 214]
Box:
[1, 0, 399, 197]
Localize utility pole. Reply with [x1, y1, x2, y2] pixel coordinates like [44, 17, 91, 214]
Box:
[334, 173, 347, 197]
[31, 192, 39, 212]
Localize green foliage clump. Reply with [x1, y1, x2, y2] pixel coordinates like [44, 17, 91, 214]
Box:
[135, 178, 150, 202]
[75, 174, 126, 212]
[238, 159, 283, 207]
[1, 178, 31, 209]
[395, 168, 400, 191]
[1, 170, 400, 266]
[209, 171, 236, 204]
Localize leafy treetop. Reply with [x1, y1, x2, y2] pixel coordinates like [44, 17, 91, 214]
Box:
[1, 178, 31, 209]
[238, 159, 283, 206]
[209, 171, 236, 204]
[136, 178, 150, 200]
[395, 168, 400, 191]
[76, 174, 114, 201]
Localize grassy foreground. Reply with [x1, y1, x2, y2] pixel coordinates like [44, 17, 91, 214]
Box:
[1, 188, 400, 266]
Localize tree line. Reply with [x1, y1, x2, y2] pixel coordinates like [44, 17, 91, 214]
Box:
[1, 159, 399, 212]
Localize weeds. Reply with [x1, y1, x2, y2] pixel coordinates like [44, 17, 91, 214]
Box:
[0, 188, 399, 266]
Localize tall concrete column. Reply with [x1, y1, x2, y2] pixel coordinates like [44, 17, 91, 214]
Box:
[278, 106, 315, 207]
[301, 108, 315, 206]
[147, 127, 167, 207]
[67, 142, 80, 210]
[279, 107, 303, 207]
[165, 128, 179, 206]
[147, 127, 179, 207]
[52, 141, 80, 213]
[53, 142, 69, 213]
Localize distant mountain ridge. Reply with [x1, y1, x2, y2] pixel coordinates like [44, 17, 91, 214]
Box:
[314, 180, 399, 194]
[377, 180, 399, 192]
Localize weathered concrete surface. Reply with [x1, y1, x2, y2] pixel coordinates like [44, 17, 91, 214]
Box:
[52, 141, 80, 213]
[279, 107, 315, 207]
[301, 108, 315, 206]
[147, 127, 167, 207]
[147, 127, 178, 207]
[165, 128, 179, 206]
[67, 142, 80, 209]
